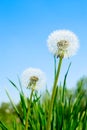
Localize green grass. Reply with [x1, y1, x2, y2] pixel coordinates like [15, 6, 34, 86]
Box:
[0, 77, 87, 130]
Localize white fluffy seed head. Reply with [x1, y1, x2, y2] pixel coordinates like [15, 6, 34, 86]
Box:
[21, 68, 46, 90]
[47, 30, 79, 58]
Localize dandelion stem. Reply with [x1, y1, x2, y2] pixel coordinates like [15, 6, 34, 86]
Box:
[46, 57, 63, 130]
[54, 55, 56, 79]
[25, 89, 34, 130]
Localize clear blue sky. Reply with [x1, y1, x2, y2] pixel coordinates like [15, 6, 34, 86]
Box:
[0, 0, 87, 103]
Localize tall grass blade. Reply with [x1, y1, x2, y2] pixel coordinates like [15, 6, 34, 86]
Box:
[62, 62, 71, 102]
[8, 79, 20, 92]
[5, 89, 23, 124]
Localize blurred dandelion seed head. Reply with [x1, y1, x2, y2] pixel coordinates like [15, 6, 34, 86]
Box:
[21, 68, 46, 90]
[47, 30, 79, 58]
[29, 76, 39, 87]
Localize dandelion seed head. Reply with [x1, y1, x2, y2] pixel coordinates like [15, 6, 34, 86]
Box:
[47, 30, 79, 58]
[21, 68, 46, 90]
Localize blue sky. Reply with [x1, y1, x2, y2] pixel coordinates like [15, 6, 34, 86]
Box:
[0, 0, 87, 103]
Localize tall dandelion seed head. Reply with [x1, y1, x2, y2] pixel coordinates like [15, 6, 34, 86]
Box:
[47, 30, 79, 58]
[21, 68, 46, 90]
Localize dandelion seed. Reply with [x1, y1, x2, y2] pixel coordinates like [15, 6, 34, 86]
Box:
[21, 68, 46, 90]
[47, 30, 79, 58]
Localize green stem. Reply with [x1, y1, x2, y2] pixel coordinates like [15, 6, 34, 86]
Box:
[46, 57, 63, 130]
[54, 55, 56, 79]
[24, 89, 34, 130]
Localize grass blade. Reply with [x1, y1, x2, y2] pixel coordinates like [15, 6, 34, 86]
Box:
[8, 79, 20, 92]
[5, 89, 23, 124]
[0, 121, 8, 130]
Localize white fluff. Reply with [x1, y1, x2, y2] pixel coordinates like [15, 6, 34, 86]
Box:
[21, 68, 46, 90]
[47, 30, 79, 58]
